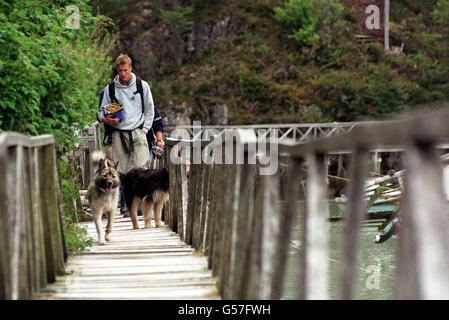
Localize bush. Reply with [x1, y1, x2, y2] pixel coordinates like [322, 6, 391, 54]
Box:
[274, 0, 319, 47]
[0, 0, 115, 254]
[274, 0, 347, 51]
[160, 5, 194, 31]
[312, 70, 363, 121]
[363, 66, 409, 117]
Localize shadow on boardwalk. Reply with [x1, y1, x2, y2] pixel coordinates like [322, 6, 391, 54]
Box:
[34, 214, 219, 300]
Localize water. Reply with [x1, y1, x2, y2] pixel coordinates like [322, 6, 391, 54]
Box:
[282, 201, 398, 300]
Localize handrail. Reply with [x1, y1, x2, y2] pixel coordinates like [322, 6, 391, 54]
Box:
[0, 132, 66, 299]
[164, 107, 449, 299]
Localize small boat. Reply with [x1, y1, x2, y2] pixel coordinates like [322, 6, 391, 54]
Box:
[335, 194, 399, 219]
[335, 169, 403, 220]
[334, 161, 449, 243]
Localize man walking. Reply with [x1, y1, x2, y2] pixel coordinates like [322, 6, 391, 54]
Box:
[97, 54, 155, 173]
[97, 54, 155, 215]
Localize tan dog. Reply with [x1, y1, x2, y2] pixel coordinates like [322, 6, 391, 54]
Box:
[87, 151, 120, 245]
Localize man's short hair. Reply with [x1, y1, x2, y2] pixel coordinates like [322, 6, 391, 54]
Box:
[115, 54, 132, 69]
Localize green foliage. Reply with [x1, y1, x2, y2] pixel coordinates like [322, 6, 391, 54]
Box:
[64, 216, 93, 254]
[139, 0, 449, 123]
[312, 70, 363, 121]
[0, 0, 114, 145]
[0, 0, 115, 254]
[192, 0, 226, 10]
[433, 0, 449, 44]
[363, 66, 409, 117]
[234, 69, 272, 103]
[160, 5, 194, 31]
[312, 65, 410, 121]
[274, 0, 319, 46]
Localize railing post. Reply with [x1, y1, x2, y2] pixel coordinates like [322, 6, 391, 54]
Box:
[185, 163, 199, 245]
[167, 144, 181, 235]
[0, 136, 10, 299]
[242, 171, 263, 299]
[270, 156, 304, 299]
[259, 169, 281, 299]
[7, 145, 26, 299]
[338, 146, 369, 299]
[299, 151, 329, 299]
[192, 163, 206, 250]
[395, 141, 449, 299]
[199, 161, 213, 252]
[210, 163, 226, 278]
[204, 162, 217, 263]
[219, 164, 238, 299]
[233, 162, 257, 299]
[30, 148, 47, 290]
[40, 144, 65, 283]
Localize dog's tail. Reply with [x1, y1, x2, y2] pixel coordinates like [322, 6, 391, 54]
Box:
[91, 150, 106, 168]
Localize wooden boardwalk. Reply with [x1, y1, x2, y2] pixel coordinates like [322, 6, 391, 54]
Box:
[34, 214, 219, 300]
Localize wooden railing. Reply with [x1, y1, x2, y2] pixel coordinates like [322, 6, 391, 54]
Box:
[72, 122, 102, 189]
[3, 107, 449, 300]
[0, 132, 66, 299]
[165, 108, 449, 299]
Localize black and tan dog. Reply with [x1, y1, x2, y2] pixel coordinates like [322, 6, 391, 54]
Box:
[87, 151, 120, 245]
[120, 167, 169, 229]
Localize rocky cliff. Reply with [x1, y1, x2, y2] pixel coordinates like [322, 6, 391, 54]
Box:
[95, 0, 449, 127]
[103, 0, 248, 126]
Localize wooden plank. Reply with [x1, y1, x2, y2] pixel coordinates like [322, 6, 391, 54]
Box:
[185, 164, 199, 245]
[199, 163, 213, 252]
[192, 164, 205, 250]
[204, 163, 217, 262]
[30, 148, 48, 290]
[9, 146, 23, 299]
[245, 174, 263, 299]
[0, 135, 11, 299]
[167, 144, 177, 232]
[270, 156, 304, 299]
[338, 146, 369, 299]
[234, 164, 257, 299]
[259, 168, 281, 300]
[180, 162, 188, 238]
[300, 152, 329, 299]
[34, 215, 219, 300]
[219, 165, 237, 299]
[225, 164, 242, 299]
[40, 144, 65, 282]
[211, 164, 226, 278]
[22, 147, 35, 298]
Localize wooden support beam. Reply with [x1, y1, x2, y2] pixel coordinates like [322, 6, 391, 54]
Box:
[40, 144, 65, 283]
[395, 141, 449, 299]
[233, 163, 257, 299]
[259, 169, 281, 299]
[270, 156, 304, 299]
[300, 152, 329, 299]
[338, 146, 369, 299]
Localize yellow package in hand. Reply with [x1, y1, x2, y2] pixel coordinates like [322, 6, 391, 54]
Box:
[106, 103, 123, 113]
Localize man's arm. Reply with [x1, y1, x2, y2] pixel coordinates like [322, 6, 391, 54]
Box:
[152, 107, 165, 148]
[98, 86, 119, 126]
[142, 81, 155, 134]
